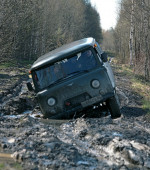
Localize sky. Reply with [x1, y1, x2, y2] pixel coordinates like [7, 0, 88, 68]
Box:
[90, 0, 120, 30]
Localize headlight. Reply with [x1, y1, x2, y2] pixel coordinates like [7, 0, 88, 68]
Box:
[91, 80, 100, 88]
[47, 97, 56, 106]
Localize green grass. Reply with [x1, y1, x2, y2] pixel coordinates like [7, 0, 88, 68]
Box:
[0, 163, 5, 170]
[0, 59, 34, 69]
[0, 61, 17, 69]
[0, 162, 23, 170]
[18, 59, 34, 67]
[13, 163, 23, 170]
[115, 63, 150, 115]
[142, 99, 150, 114]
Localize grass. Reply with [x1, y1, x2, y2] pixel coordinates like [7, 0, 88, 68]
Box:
[0, 59, 34, 69]
[0, 61, 17, 69]
[0, 163, 5, 170]
[143, 99, 150, 111]
[114, 63, 150, 115]
[13, 163, 23, 170]
[0, 60, 33, 77]
[0, 162, 23, 170]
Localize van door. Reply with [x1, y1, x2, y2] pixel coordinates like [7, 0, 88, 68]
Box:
[95, 42, 115, 89]
[103, 61, 115, 89]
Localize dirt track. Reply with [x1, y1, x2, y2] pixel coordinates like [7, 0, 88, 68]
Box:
[0, 66, 150, 169]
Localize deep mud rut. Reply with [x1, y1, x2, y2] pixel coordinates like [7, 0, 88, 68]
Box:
[0, 66, 150, 170]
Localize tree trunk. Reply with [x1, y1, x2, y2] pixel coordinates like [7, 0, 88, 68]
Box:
[129, 0, 134, 66]
[143, 0, 150, 80]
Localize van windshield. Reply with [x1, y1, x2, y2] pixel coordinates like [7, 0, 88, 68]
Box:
[33, 49, 97, 90]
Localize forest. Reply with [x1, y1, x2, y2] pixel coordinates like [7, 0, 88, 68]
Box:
[113, 0, 150, 80]
[0, 0, 102, 64]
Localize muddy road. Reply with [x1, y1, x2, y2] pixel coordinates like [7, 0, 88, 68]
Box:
[0, 66, 150, 170]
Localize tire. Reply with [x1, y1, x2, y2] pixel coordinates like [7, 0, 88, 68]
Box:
[106, 94, 121, 119]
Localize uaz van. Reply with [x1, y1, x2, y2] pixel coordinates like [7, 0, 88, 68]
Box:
[27, 38, 121, 119]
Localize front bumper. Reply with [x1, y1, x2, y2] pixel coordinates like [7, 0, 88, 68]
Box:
[45, 92, 114, 119]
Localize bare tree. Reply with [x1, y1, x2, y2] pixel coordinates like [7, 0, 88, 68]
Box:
[129, 0, 134, 66]
[114, 0, 150, 80]
[0, 0, 103, 65]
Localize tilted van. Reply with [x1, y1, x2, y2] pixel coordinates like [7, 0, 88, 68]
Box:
[27, 38, 121, 119]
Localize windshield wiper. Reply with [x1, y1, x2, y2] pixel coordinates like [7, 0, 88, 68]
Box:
[67, 70, 89, 76]
[47, 70, 89, 88]
[47, 77, 67, 87]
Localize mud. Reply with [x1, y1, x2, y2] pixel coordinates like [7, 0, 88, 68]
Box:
[0, 66, 150, 169]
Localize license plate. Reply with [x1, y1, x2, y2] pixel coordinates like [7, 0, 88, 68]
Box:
[81, 95, 102, 108]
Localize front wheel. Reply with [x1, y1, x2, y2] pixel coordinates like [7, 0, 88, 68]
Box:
[106, 94, 121, 119]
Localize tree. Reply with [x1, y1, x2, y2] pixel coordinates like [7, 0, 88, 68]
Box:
[0, 0, 103, 65]
[114, 0, 150, 80]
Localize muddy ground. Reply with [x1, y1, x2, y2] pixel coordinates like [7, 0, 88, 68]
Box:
[0, 66, 150, 170]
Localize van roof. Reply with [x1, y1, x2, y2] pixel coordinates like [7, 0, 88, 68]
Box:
[31, 37, 95, 71]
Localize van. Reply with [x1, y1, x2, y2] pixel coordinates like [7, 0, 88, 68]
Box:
[27, 38, 121, 119]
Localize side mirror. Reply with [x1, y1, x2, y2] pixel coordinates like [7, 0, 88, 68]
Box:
[26, 82, 34, 91]
[101, 52, 108, 62]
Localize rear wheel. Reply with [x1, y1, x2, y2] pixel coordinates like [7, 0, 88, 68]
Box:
[106, 94, 121, 119]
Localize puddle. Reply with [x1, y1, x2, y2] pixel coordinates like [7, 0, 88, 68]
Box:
[3, 110, 43, 120]
[3, 110, 32, 119]
[40, 119, 69, 129]
[77, 160, 89, 165]
[112, 132, 123, 137]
